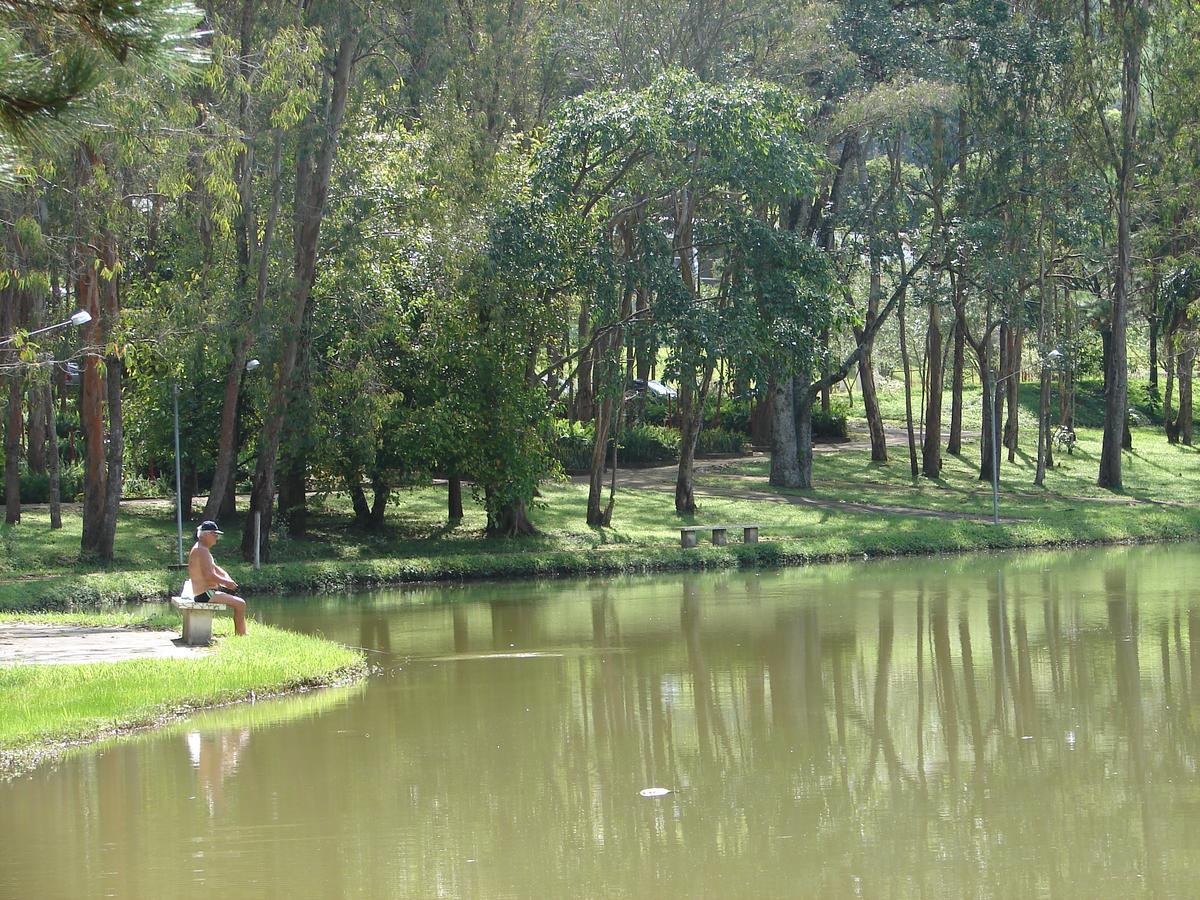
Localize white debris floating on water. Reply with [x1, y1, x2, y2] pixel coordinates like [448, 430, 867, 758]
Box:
[639, 787, 672, 798]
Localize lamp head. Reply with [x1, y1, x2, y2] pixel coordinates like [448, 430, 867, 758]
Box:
[1047, 349, 1063, 362]
[68, 310, 92, 327]
[245, 358, 261, 372]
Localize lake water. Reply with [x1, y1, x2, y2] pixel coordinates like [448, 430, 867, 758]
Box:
[2, 544, 1199, 898]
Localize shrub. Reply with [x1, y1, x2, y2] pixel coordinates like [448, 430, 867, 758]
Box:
[551, 420, 594, 473]
[0, 463, 85, 504]
[553, 421, 744, 467]
[812, 403, 849, 441]
[696, 427, 746, 455]
[618, 425, 679, 464]
[637, 396, 672, 427]
[702, 398, 753, 436]
[123, 471, 172, 499]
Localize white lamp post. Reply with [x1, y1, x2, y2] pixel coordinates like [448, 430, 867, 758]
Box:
[0, 309, 91, 347]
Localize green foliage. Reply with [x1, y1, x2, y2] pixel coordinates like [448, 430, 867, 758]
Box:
[812, 403, 850, 441]
[552, 420, 595, 473]
[0, 0, 205, 177]
[696, 427, 747, 455]
[552, 421, 743, 468]
[618, 425, 680, 464]
[0, 463, 84, 505]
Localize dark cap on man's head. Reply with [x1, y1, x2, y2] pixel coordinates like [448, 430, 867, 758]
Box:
[198, 520, 224, 535]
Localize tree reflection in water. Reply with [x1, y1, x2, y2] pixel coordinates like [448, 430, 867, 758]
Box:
[5, 545, 1200, 897]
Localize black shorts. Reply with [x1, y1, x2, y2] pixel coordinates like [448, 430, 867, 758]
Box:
[194, 589, 215, 603]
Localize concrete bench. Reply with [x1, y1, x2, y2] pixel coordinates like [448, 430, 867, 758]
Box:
[171, 597, 225, 646]
[679, 524, 760, 548]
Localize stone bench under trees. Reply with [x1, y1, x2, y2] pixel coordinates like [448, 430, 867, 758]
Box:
[171, 597, 225, 647]
[679, 525, 760, 548]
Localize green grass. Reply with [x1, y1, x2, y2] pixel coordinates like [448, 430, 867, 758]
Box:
[0, 609, 179, 629]
[730, 425, 1200, 514]
[846, 374, 1171, 435]
[3, 422, 1200, 611]
[0, 612, 365, 763]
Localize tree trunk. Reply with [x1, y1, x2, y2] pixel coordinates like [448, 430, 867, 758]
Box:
[1002, 322, 1022, 461]
[922, 300, 944, 478]
[207, 347, 252, 521]
[976, 346, 998, 483]
[277, 454, 307, 534]
[857, 244, 887, 463]
[634, 287, 652, 383]
[899, 292, 918, 479]
[675, 386, 703, 515]
[26, 383, 46, 476]
[1060, 290, 1074, 432]
[206, 132, 283, 522]
[947, 305, 966, 455]
[180, 460, 195, 524]
[948, 110, 970, 457]
[242, 31, 359, 563]
[1164, 328, 1178, 443]
[24, 274, 46, 475]
[78, 247, 107, 558]
[1035, 367, 1051, 486]
[1035, 216, 1051, 487]
[587, 256, 633, 525]
[769, 377, 802, 488]
[1099, 0, 1144, 490]
[858, 345, 887, 463]
[586, 393, 615, 525]
[1178, 346, 1194, 446]
[348, 477, 370, 526]
[45, 379, 61, 529]
[574, 298, 594, 421]
[793, 378, 814, 490]
[368, 476, 388, 530]
[1148, 308, 1159, 393]
[448, 474, 464, 521]
[97, 354, 124, 561]
[486, 497, 536, 537]
[3, 375, 20, 525]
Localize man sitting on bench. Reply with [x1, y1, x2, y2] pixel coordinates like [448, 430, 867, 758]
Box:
[188, 520, 247, 636]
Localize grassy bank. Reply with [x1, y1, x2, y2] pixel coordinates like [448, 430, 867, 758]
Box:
[2, 426, 1198, 610]
[0, 612, 365, 770]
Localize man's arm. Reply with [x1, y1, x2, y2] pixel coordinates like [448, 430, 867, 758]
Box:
[202, 550, 237, 590]
[212, 562, 238, 590]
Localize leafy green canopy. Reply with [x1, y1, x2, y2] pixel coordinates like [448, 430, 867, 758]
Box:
[0, 0, 204, 175]
[529, 69, 835, 385]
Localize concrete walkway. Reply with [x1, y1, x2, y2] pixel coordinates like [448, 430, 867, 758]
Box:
[0, 624, 208, 667]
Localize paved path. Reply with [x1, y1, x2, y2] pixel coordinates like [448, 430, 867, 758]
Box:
[0, 624, 207, 667]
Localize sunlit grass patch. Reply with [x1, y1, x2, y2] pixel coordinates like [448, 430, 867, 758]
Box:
[0, 613, 364, 756]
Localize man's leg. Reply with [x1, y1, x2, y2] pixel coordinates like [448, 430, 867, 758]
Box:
[211, 592, 248, 636]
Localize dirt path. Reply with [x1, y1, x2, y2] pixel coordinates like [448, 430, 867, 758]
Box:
[0, 624, 206, 666]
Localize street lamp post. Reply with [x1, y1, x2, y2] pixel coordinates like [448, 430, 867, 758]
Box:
[988, 348, 1063, 525]
[0, 309, 92, 348]
[173, 358, 260, 566]
[173, 381, 185, 565]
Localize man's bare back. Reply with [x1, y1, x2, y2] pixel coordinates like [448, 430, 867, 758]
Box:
[187, 521, 248, 636]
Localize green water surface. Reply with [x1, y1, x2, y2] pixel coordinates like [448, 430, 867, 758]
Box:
[2, 544, 1199, 898]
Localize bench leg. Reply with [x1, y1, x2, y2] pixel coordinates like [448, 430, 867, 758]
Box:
[681, 531, 698, 549]
[182, 612, 214, 646]
[743, 527, 759, 544]
[711, 528, 727, 546]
